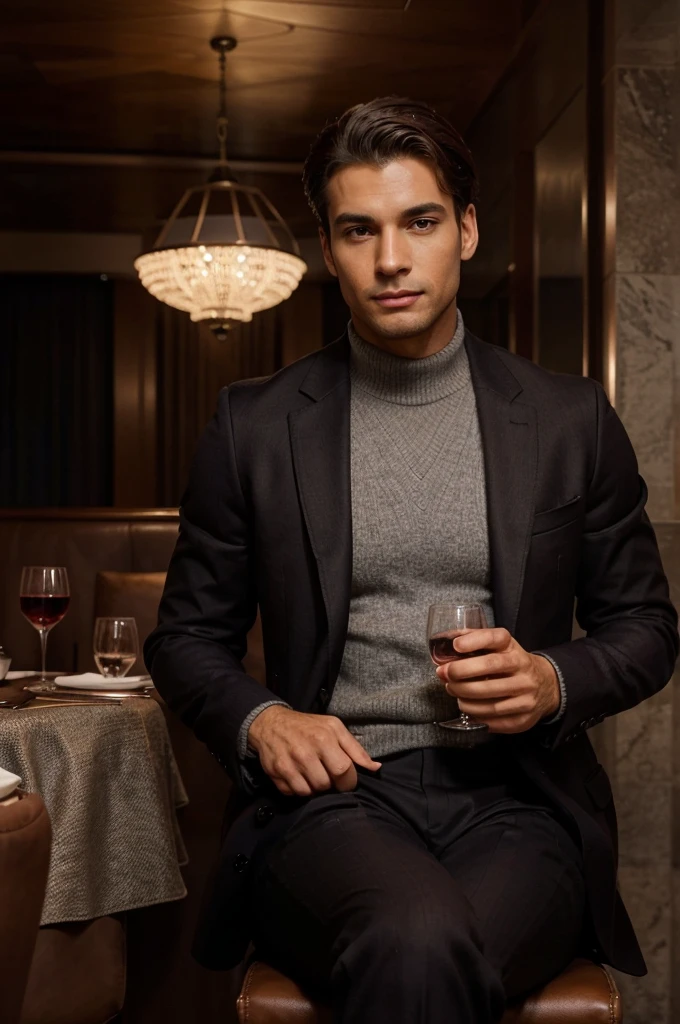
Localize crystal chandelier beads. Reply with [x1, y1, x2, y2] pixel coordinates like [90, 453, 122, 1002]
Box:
[136, 244, 306, 324]
[134, 36, 307, 330]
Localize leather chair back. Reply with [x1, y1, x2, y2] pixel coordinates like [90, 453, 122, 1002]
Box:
[0, 791, 52, 1024]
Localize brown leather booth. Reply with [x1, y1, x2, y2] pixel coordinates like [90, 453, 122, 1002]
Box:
[0, 509, 180, 675]
[0, 509, 240, 1024]
[0, 791, 52, 1024]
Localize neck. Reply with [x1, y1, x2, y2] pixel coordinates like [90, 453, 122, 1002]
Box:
[348, 310, 468, 406]
[350, 298, 459, 359]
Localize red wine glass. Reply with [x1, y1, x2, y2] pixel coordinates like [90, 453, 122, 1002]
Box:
[427, 602, 489, 744]
[20, 566, 70, 685]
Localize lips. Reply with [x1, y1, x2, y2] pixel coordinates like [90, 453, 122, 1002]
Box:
[372, 291, 423, 309]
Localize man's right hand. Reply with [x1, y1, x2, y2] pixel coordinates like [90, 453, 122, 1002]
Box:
[247, 705, 382, 797]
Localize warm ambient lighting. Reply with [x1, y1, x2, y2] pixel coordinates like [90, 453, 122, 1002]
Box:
[134, 181, 306, 325]
[134, 35, 307, 335]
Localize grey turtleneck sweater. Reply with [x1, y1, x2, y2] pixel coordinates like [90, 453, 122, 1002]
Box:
[237, 312, 565, 761]
[326, 311, 494, 757]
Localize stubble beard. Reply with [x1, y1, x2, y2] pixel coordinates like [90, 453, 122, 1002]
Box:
[359, 298, 455, 345]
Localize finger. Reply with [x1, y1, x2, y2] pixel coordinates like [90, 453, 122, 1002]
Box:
[457, 695, 534, 719]
[437, 650, 518, 681]
[486, 713, 535, 734]
[333, 762, 359, 792]
[444, 677, 527, 700]
[337, 731, 382, 771]
[453, 627, 511, 655]
[270, 762, 313, 798]
[299, 759, 334, 793]
[319, 747, 354, 780]
[281, 771, 314, 797]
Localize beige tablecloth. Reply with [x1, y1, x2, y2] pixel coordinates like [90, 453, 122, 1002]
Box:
[0, 697, 188, 925]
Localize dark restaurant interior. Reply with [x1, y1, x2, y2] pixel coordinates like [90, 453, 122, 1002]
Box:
[0, 1, 678, 1023]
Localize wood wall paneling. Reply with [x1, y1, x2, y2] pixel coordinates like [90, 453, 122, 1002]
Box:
[113, 280, 158, 507]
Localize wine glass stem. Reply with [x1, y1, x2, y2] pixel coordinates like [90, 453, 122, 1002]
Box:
[39, 627, 49, 681]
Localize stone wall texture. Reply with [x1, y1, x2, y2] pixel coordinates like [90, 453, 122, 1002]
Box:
[604, 1, 680, 1020]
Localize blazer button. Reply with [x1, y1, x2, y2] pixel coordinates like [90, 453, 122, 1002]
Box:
[319, 688, 330, 707]
[233, 854, 250, 873]
[255, 805, 274, 827]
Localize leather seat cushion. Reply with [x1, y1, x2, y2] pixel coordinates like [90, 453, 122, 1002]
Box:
[237, 959, 621, 1024]
[20, 916, 126, 1024]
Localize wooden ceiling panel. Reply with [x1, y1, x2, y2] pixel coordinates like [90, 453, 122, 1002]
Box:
[0, 0, 524, 233]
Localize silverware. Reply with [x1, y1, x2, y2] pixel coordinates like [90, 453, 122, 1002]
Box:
[0, 693, 33, 708]
[24, 683, 153, 701]
[11, 699, 124, 710]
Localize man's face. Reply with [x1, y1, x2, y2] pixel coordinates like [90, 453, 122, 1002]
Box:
[320, 157, 478, 354]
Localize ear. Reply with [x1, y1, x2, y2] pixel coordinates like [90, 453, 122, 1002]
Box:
[319, 227, 338, 278]
[459, 205, 479, 263]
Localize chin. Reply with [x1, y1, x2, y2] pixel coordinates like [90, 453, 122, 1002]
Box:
[366, 310, 438, 341]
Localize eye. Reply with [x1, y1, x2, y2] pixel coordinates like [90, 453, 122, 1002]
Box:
[346, 226, 373, 238]
[411, 218, 437, 231]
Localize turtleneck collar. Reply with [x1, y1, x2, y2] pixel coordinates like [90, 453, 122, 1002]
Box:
[347, 309, 469, 406]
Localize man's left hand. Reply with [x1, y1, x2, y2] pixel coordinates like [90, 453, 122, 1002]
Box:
[435, 627, 560, 733]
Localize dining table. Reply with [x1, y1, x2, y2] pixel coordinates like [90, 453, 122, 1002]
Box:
[0, 673, 188, 927]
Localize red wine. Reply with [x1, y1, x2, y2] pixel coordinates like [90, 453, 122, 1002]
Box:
[429, 635, 463, 665]
[20, 594, 70, 628]
[429, 635, 491, 665]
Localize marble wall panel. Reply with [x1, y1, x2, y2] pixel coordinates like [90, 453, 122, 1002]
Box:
[602, 3, 679, 1020]
[616, 0, 680, 67]
[672, 864, 680, 1022]
[615, 274, 679, 519]
[613, 522, 679, 1023]
[617, 861, 672, 1024]
[615, 67, 680, 275]
[614, 690, 672, 789]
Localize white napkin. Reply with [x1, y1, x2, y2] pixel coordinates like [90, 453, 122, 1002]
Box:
[54, 673, 150, 692]
[0, 767, 21, 800]
[5, 670, 35, 680]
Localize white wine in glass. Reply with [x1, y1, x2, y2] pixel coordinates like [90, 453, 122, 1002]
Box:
[93, 617, 139, 678]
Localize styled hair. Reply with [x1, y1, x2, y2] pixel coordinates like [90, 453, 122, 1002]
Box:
[302, 96, 478, 232]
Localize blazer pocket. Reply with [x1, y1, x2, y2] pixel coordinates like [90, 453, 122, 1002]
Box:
[532, 495, 583, 536]
[584, 764, 614, 811]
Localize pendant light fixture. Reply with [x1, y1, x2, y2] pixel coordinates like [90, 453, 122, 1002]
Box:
[134, 36, 307, 336]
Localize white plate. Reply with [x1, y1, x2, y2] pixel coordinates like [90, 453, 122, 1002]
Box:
[5, 670, 36, 681]
[54, 674, 151, 692]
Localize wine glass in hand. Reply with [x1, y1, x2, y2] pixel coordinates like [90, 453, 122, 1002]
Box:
[427, 602, 489, 744]
[93, 617, 139, 678]
[20, 566, 70, 685]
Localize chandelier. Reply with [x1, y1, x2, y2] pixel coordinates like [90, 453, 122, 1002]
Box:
[134, 36, 307, 335]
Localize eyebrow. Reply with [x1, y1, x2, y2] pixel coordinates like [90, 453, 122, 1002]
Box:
[333, 202, 448, 228]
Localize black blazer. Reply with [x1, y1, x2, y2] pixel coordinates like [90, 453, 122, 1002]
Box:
[145, 331, 678, 975]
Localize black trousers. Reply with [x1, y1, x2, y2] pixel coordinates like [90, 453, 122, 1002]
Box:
[251, 744, 586, 1024]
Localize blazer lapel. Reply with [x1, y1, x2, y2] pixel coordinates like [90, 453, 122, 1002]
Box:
[289, 338, 352, 686]
[465, 334, 538, 637]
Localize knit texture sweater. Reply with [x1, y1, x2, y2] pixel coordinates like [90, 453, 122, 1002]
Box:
[326, 312, 495, 758]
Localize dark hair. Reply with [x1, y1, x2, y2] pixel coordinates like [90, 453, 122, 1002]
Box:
[302, 96, 478, 232]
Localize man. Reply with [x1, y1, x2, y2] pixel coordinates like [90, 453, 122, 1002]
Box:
[145, 97, 678, 1022]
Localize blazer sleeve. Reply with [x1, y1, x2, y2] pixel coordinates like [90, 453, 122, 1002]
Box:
[144, 385, 282, 792]
[539, 381, 679, 749]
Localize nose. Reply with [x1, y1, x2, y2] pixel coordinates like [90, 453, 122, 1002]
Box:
[374, 226, 412, 279]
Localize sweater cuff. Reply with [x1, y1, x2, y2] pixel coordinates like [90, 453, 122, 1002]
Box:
[533, 652, 567, 724]
[237, 700, 292, 760]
